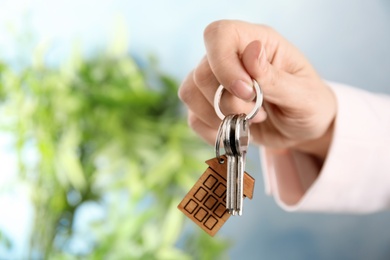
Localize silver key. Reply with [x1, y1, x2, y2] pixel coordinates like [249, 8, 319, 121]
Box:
[234, 114, 249, 216]
[213, 79, 263, 216]
[224, 114, 238, 215]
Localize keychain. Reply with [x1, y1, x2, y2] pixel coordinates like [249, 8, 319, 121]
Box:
[178, 79, 263, 236]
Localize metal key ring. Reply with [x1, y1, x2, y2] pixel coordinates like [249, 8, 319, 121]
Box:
[213, 79, 263, 121]
[214, 115, 231, 164]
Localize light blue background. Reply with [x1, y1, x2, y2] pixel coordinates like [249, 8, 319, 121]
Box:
[1, 0, 390, 259]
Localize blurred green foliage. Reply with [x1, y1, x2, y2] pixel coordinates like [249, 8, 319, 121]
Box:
[0, 40, 229, 258]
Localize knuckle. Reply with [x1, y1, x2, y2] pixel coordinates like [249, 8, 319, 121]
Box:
[193, 60, 212, 88]
[178, 85, 192, 104]
[178, 73, 195, 103]
[203, 20, 234, 41]
[187, 113, 200, 131]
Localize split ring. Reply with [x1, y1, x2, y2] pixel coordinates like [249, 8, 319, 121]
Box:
[213, 79, 263, 121]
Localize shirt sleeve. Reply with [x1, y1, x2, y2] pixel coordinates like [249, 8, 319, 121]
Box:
[260, 82, 390, 213]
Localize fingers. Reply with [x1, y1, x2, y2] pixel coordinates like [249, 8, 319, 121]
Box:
[203, 20, 258, 101]
[179, 72, 219, 146]
[241, 40, 304, 108]
[187, 111, 218, 145]
[179, 19, 332, 153]
[193, 55, 260, 111]
[204, 20, 313, 107]
[178, 71, 221, 129]
[180, 62, 268, 130]
[181, 20, 307, 142]
[193, 56, 220, 105]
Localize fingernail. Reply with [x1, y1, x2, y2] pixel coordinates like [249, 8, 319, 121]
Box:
[231, 79, 256, 101]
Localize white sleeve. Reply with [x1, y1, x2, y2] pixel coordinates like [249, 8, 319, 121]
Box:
[260, 82, 390, 213]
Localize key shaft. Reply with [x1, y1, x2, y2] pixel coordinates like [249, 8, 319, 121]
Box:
[224, 114, 238, 215]
[234, 114, 249, 216]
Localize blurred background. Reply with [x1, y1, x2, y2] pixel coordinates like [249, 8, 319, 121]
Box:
[1, 0, 390, 259]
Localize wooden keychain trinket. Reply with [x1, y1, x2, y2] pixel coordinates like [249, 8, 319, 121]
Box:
[177, 156, 255, 236]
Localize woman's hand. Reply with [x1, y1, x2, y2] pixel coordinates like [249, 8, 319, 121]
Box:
[179, 20, 336, 161]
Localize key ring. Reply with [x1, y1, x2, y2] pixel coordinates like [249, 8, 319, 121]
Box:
[214, 115, 232, 164]
[213, 79, 263, 121]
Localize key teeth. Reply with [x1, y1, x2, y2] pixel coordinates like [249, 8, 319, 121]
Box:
[227, 209, 244, 216]
[228, 209, 237, 216]
[227, 208, 243, 216]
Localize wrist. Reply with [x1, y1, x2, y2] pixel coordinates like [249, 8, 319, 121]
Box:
[294, 119, 335, 162]
[294, 81, 337, 162]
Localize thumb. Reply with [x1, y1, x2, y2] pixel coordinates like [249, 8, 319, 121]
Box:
[242, 40, 299, 105]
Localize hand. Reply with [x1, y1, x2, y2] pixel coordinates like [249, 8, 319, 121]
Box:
[178, 20, 337, 161]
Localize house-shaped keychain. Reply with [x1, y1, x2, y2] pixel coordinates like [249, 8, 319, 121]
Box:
[178, 155, 255, 236]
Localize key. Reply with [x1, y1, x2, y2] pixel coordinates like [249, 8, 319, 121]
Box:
[213, 79, 262, 215]
[178, 78, 262, 236]
[224, 114, 238, 215]
[234, 114, 249, 216]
